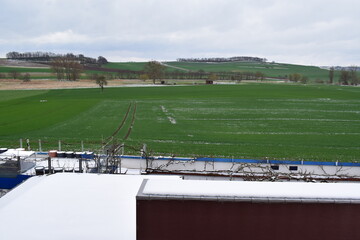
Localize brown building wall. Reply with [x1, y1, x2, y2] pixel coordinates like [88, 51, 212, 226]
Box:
[137, 199, 360, 240]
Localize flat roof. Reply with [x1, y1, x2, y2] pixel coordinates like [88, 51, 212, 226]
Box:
[0, 173, 181, 240]
[0, 149, 35, 158]
[137, 179, 360, 203]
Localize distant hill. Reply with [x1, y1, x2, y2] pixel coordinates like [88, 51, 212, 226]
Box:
[0, 58, 337, 83]
[177, 56, 267, 63]
[101, 61, 333, 82]
[321, 66, 360, 71]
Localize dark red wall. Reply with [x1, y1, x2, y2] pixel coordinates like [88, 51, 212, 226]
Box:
[137, 199, 360, 240]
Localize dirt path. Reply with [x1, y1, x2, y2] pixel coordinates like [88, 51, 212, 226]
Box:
[160, 62, 190, 72]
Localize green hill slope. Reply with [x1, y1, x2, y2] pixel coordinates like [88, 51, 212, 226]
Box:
[0, 59, 336, 82]
[104, 61, 334, 82]
[164, 61, 332, 81]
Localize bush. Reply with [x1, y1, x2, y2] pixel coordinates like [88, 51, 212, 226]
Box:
[22, 73, 31, 82]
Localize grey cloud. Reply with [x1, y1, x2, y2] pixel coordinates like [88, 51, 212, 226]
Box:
[0, 0, 359, 65]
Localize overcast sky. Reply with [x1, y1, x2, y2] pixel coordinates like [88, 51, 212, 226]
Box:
[0, 0, 359, 65]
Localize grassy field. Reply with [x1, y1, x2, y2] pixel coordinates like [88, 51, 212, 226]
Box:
[164, 61, 335, 81]
[0, 83, 359, 162]
[103, 61, 336, 82]
[0, 66, 118, 79]
[103, 62, 147, 71]
[0, 66, 52, 73]
[1, 60, 336, 82]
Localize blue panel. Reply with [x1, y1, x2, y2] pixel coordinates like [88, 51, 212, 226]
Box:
[0, 175, 32, 189]
[209, 158, 232, 163]
[304, 161, 336, 166]
[196, 158, 231, 163]
[338, 162, 360, 167]
[36, 152, 48, 155]
[81, 154, 95, 159]
[121, 155, 143, 159]
[159, 157, 192, 161]
[234, 159, 266, 164]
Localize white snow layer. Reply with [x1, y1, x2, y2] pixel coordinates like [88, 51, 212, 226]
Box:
[0, 149, 35, 158]
[0, 173, 181, 240]
[142, 180, 360, 200]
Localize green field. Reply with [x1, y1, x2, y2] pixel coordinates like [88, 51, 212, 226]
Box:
[103, 61, 336, 82]
[164, 61, 335, 81]
[1, 83, 359, 162]
[103, 62, 147, 71]
[1, 60, 336, 82]
[0, 66, 52, 73]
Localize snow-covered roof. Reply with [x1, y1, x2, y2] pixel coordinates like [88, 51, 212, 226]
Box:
[0, 173, 181, 240]
[138, 179, 360, 203]
[0, 149, 35, 158]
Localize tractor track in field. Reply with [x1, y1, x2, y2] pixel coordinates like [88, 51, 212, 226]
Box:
[103, 101, 137, 145]
[123, 102, 137, 140]
[105, 103, 132, 142]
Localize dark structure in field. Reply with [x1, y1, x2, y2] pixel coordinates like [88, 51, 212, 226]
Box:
[137, 179, 360, 240]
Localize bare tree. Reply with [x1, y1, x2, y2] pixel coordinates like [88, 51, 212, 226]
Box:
[22, 73, 31, 82]
[68, 60, 83, 81]
[96, 75, 107, 92]
[139, 74, 149, 82]
[144, 61, 165, 84]
[329, 67, 335, 84]
[289, 73, 302, 82]
[8, 70, 20, 79]
[208, 73, 218, 81]
[97, 56, 108, 65]
[349, 66, 358, 85]
[51, 58, 65, 80]
[6, 51, 98, 64]
[255, 71, 265, 81]
[51, 57, 83, 81]
[339, 69, 350, 85]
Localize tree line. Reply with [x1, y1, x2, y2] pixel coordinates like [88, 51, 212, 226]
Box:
[0, 71, 31, 82]
[288, 73, 309, 84]
[286, 67, 358, 85]
[3, 53, 358, 87]
[161, 70, 265, 81]
[86, 61, 266, 83]
[177, 56, 267, 63]
[332, 67, 359, 85]
[6, 51, 108, 66]
[51, 57, 83, 81]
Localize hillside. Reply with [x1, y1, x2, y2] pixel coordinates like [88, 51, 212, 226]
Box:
[102, 61, 335, 82]
[165, 61, 333, 81]
[0, 58, 336, 83]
